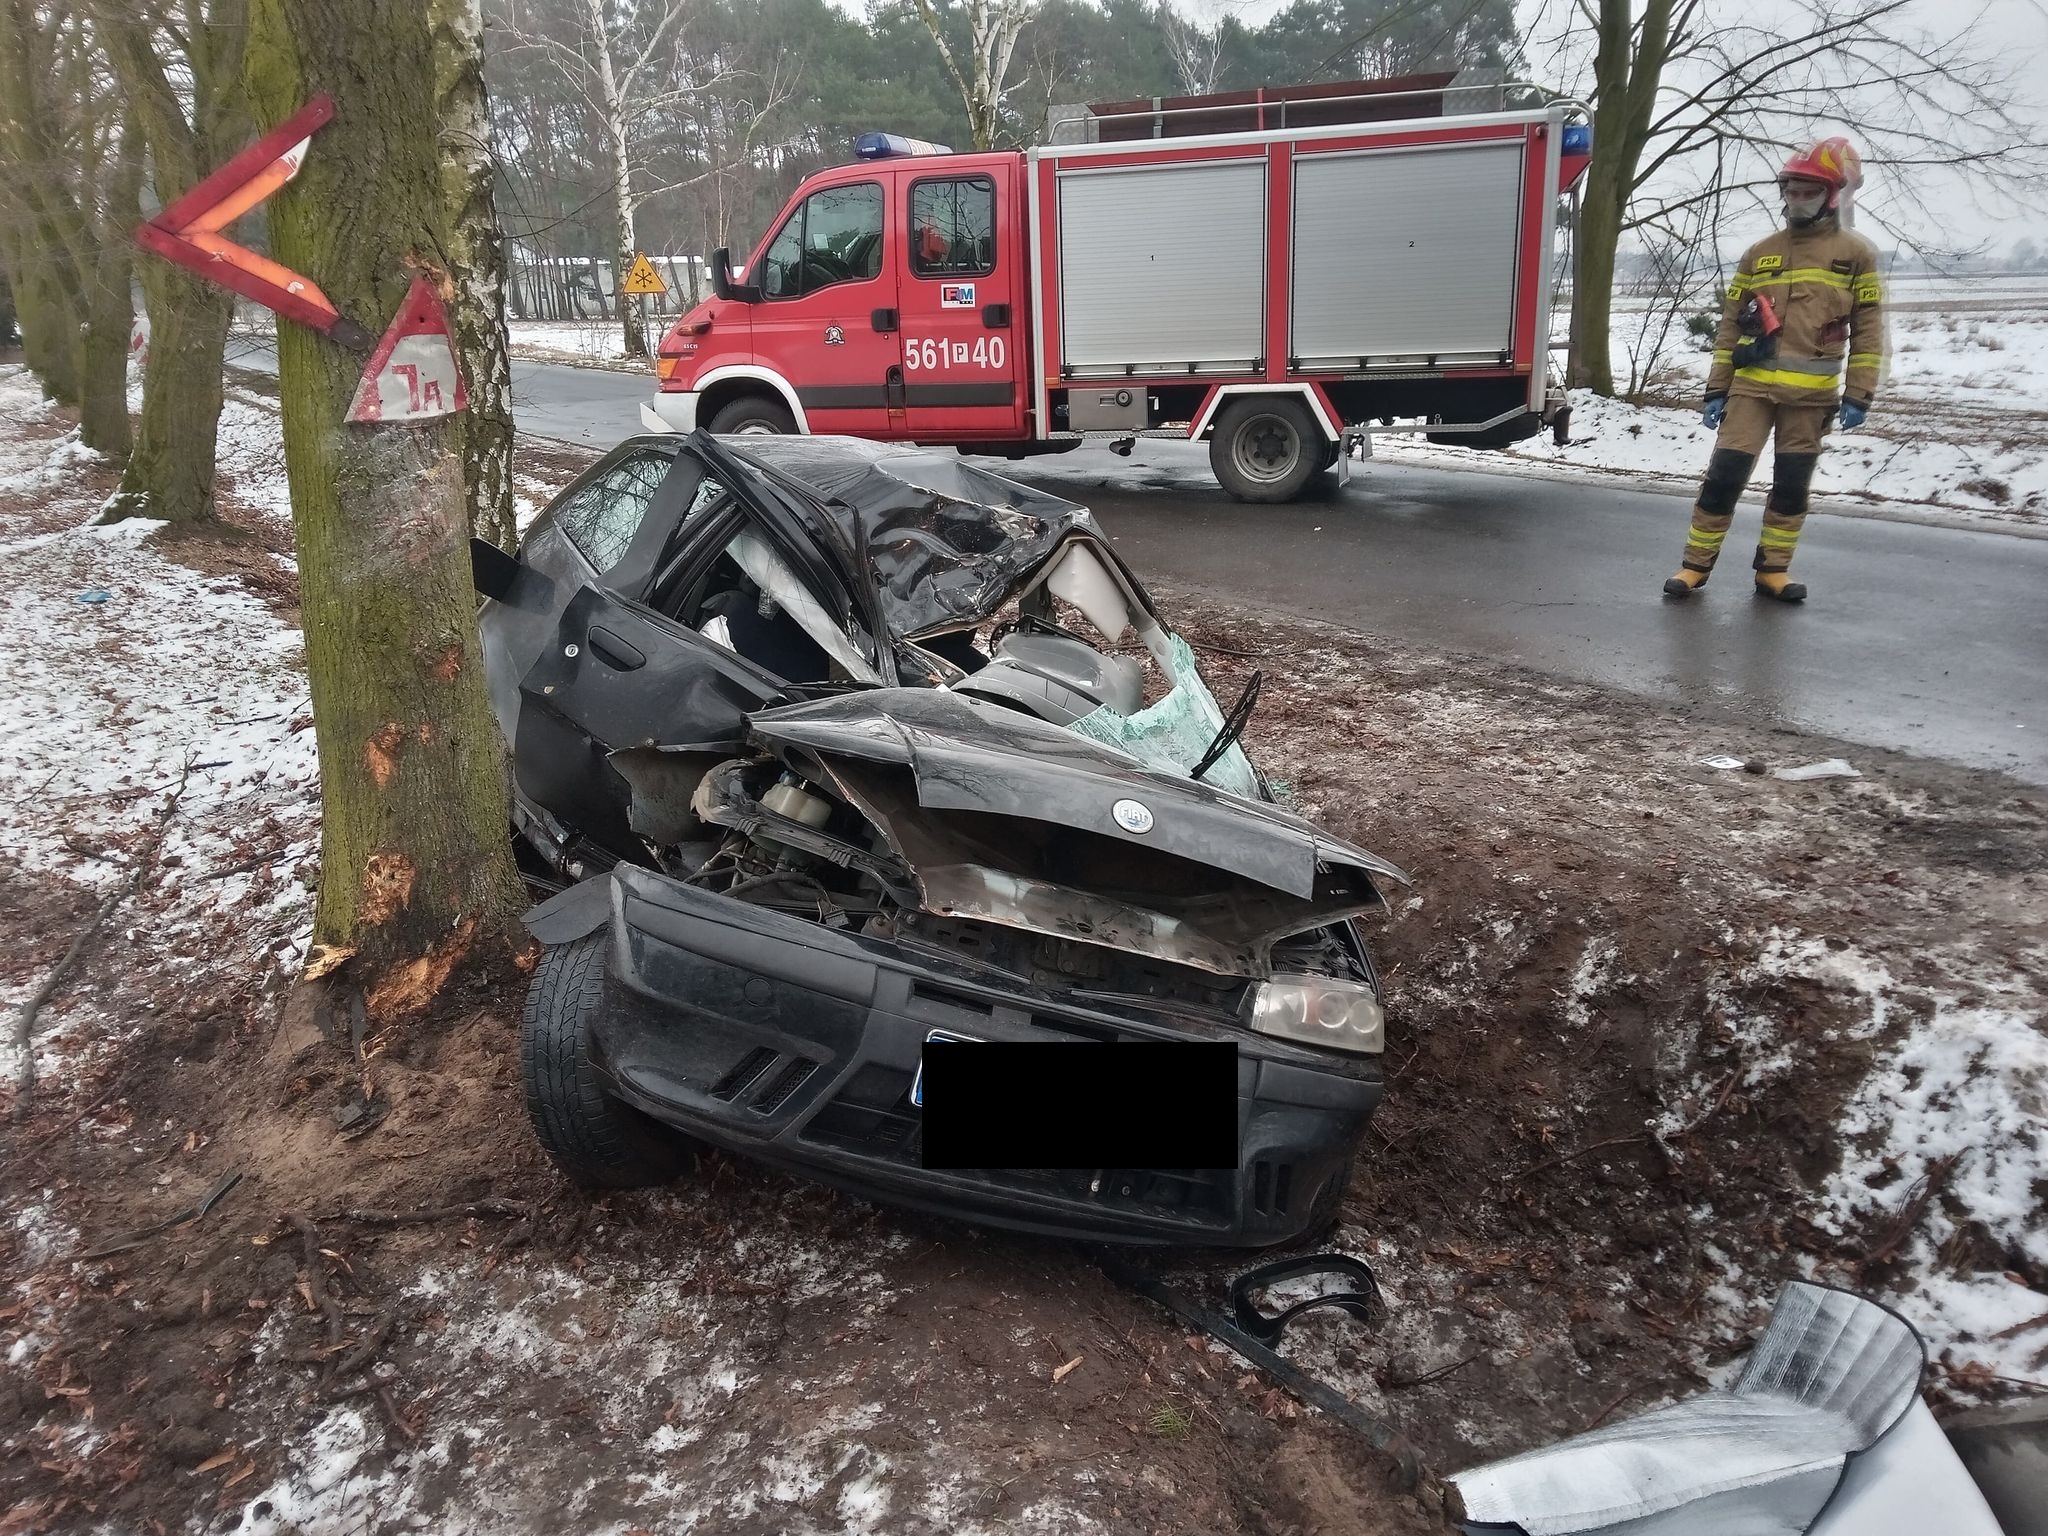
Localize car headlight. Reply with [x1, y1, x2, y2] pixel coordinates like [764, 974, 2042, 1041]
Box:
[1245, 974, 1384, 1055]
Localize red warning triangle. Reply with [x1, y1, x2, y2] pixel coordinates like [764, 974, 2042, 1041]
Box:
[346, 275, 468, 425]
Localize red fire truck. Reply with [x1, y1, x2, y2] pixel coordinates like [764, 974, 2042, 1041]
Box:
[643, 80, 1591, 503]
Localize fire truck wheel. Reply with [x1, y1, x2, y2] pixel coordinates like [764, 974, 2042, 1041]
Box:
[706, 395, 796, 435]
[1209, 397, 1325, 503]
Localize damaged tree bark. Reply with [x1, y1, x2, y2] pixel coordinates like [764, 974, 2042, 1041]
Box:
[246, 0, 525, 1017]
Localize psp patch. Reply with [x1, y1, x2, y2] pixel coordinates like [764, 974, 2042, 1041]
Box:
[940, 282, 977, 309]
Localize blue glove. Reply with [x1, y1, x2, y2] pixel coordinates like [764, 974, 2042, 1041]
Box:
[1837, 400, 1868, 430]
[1702, 396, 1726, 429]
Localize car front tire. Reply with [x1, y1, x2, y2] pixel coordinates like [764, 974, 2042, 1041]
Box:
[706, 395, 796, 435]
[522, 933, 697, 1189]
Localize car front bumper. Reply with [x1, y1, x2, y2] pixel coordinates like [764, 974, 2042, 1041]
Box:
[574, 865, 1382, 1247]
[640, 391, 700, 434]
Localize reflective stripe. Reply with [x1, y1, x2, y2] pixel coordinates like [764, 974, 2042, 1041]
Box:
[1848, 352, 1882, 369]
[1741, 267, 1854, 291]
[1711, 350, 1733, 364]
[1758, 527, 1801, 548]
[1775, 355, 1846, 377]
[1735, 366, 1842, 392]
[1686, 528, 1729, 548]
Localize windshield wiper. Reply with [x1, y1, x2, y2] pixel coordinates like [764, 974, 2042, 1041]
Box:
[1190, 670, 1262, 782]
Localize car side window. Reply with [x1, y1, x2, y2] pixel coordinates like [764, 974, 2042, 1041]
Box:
[909, 177, 995, 277]
[551, 452, 672, 572]
[760, 182, 884, 299]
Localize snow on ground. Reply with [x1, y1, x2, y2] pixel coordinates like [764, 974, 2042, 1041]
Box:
[508, 319, 647, 369]
[0, 365, 318, 1101]
[1381, 282, 2048, 524]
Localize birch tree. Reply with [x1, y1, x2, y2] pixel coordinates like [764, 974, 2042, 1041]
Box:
[1157, 2, 1225, 96]
[496, 0, 733, 356]
[908, 0, 1034, 150]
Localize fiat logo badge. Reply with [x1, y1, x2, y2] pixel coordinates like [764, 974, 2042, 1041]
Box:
[1112, 798, 1154, 834]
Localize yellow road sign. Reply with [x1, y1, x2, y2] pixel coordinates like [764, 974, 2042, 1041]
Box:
[621, 252, 667, 295]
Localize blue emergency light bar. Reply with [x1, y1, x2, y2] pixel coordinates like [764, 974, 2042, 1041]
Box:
[1562, 124, 1592, 155]
[855, 132, 953, 159]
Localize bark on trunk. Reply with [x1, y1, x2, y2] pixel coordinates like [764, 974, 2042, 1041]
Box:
[247, 0, 524, 1006]
[610, 132, 646, 359]
[77, 112, 141, 461]
[432, 0, 517, 550]
[1571, 163, 1622, 395]
[100, 263, 233, 523]
[13, 255, 84, 407]
[99, 3, 248, 525]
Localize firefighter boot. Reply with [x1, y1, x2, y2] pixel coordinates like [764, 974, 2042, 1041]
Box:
[1753, 451, 1817, 603]
[1754, 571, 1808, 603]
[1665, 446, 1757, 598]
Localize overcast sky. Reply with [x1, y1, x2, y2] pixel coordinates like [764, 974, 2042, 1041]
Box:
[1132, 0, 2048, 254]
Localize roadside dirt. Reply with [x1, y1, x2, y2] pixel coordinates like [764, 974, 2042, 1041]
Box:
[3, 418, 2043, 1534]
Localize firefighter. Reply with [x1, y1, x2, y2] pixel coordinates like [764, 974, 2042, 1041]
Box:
[1664, 137, 1885, 603]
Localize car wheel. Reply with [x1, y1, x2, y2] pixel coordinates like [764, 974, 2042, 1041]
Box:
[522, 933, 697, 1189]
[1209, 396, 1326, 503]
[706, 395, 796, 435]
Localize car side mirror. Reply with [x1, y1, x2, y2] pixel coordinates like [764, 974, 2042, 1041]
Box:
[470, 536, 521, 602]
[710, 247, 759, 304]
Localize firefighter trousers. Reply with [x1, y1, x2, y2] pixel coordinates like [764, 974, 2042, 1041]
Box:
[1680, 396, 1833, 577]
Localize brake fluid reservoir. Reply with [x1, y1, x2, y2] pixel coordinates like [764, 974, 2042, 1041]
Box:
[762, 779, 831, 829]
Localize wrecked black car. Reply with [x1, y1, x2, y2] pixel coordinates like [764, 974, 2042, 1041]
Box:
[475, 431, 1409, 1246]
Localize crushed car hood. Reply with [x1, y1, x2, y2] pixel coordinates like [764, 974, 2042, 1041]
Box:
[742, 688, 1408, 977]
[723, 437, 1109, 640]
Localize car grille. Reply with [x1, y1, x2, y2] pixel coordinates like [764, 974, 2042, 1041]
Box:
[710, 1045, 823, 1116]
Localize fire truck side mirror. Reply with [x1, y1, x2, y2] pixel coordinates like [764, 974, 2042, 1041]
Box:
[710, 248, 758, 304]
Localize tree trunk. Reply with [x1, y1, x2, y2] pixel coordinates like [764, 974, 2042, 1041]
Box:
[1571, 160, 1622, 395]
[432, 0, 517, 549]
[77, 112, 141, 461]
[247, 0, 524, 1008]
[100, 262, 233, 523]
[14, 255, 84, 407]
[609, 129, 646, 358]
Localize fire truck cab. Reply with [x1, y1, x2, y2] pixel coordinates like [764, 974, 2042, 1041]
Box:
[645, 81, 1590, 503]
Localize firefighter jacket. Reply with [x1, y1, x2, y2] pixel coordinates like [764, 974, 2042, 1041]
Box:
[1706, 213, 1885, 410]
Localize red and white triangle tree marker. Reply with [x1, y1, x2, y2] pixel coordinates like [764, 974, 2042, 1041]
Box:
[345, 275, 468, 425]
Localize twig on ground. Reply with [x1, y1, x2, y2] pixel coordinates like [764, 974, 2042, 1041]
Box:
[1584, 1384, 1636, 1430]
[1514, 1134, 1642, 1182]
[1379, 1351, 1484, 1390]
[289, 1214, 347, 1347]
[76, 1171, 243, 1260]
[8, 760, 192, 1121]
[1861, 1154, 1962, 1276]
[317, 1200, 530, 1226]
[1991, 1310, 2048, 1342]
[328, 1307, 401, 1382]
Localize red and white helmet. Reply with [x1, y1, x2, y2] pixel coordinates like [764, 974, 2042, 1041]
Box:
[1780, 137, 1863, 197]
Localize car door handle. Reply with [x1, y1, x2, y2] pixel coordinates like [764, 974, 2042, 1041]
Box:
[587, 627, 645, 671]
[871, 307, 898, 333]
[982, 303, 1010, 328]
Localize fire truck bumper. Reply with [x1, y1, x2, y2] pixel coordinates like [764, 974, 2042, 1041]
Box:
[640, 392, 700, 434]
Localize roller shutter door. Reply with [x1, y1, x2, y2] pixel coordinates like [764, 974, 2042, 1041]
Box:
[1291, 140, 1524, 366]
[1057, 159, 1266, 375]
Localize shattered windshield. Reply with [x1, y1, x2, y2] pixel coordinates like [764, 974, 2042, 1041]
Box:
[724, 437, 1106, 640]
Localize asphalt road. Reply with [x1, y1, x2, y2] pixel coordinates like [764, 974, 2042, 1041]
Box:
[238, 344, 2048, 785]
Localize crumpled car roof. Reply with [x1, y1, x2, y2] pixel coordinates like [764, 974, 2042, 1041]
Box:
[724, 436, 1107, 640]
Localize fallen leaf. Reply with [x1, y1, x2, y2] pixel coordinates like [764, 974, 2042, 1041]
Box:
[223, 1461, 258, 1489]
[1052, 1355, 1084, 1383]
[194, 1449, 238, 1474]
